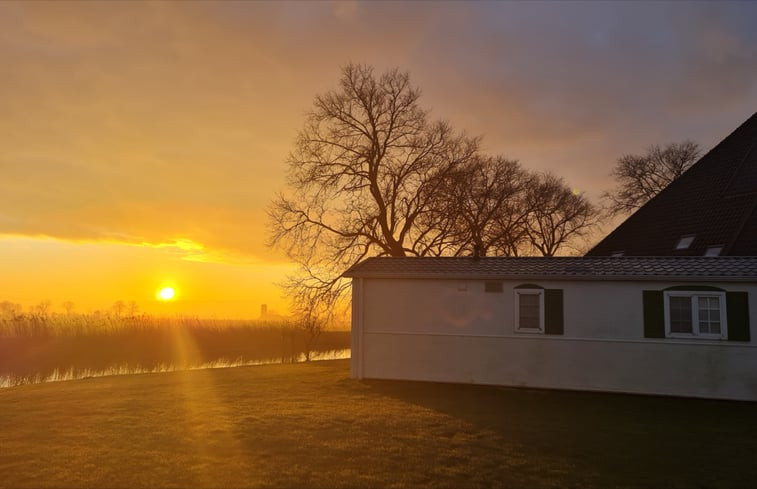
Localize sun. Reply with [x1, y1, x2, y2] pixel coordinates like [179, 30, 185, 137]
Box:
[157, 287, 175, 301]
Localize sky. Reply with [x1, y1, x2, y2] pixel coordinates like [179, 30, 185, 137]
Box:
[1, 0, 756, 318]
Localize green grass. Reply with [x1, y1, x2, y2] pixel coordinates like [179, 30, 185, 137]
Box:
[1, 359, 756, 488]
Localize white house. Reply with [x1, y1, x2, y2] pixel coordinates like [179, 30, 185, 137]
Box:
[344, 256, 757, 401]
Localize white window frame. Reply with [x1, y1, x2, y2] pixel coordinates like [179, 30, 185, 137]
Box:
[663, 291, 727, 339]
[675, 235, 696, 250]
[704, 245, 723, 257]
[514, 289, 544, 334]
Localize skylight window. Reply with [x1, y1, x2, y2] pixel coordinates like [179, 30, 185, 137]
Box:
[611, 251, 624, 257]
[705, 245, 723, 257]
[675, 235, 696, 250]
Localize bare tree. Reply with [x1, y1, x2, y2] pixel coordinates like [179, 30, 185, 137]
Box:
[0, 301, 22, 318]
[429, 156, 532, 257]
[269, 64, 478, 310]
[126, 301, 139, 318]
[524, 173, 599, 257]
[603, 141, 701, 215]
[270, 63, 603, 317]
[293, 295, 328, 362]
[111, 300, 125, 317]
[32, 300, 51, 319]
[62, 301, 75, 315]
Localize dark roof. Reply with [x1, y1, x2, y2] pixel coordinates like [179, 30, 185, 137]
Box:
[587, 112, 757, 257]
[343, 256, 757, 282]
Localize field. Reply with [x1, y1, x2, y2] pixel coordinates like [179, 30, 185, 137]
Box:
[0, 314, 349, 386]
[2, 359, 757, 488]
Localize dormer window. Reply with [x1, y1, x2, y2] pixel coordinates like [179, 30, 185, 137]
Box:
[705, 245, 723, 257]
[675, 235, 696, 250]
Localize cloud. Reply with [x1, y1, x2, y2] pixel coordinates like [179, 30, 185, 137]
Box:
[1, 0, 755, 255]
[332, 0, 359, 21]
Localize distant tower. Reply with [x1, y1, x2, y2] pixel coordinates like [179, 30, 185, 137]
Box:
[260, 304, 268, 318]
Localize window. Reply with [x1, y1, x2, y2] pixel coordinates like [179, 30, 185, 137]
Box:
[704, 245, 723, 257]
[663, 291, 727, 339]
[611, 251, 624, 257]
[644, 289, 749, 341]
[515, 289, 544, 333]
[675, 235, 696, 250]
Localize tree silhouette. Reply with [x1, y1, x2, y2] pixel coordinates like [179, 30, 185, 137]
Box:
[126, 301, 139, 318]
[32, 300, 51, 319]
[524, 173, 598, 256]
[62, 301, 75, 315]
[429, 155, 532, 257]
[112, 301, 125, 317]
[269, 64, 478, 311]
[270, 64, 600, 315]
[0, 301, 22, 318]
[603, 141, 700, 215]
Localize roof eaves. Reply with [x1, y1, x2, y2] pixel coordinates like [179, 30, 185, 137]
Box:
[342, 272, 757, 282]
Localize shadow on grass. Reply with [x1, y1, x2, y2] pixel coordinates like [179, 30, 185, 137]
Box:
[363, 378, 757, 487]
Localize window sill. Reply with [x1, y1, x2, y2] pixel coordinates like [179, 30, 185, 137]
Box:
[666, 333, 727, 340]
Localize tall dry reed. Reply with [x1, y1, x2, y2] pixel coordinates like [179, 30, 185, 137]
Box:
[0, 312, 350, 384]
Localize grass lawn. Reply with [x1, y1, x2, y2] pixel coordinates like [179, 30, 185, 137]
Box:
[1, 359, 756, 488]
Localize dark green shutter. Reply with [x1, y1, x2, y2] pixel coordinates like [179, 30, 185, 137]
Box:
[544, 289, 563, 335]
[643, 290, 665, 338]
[726, 292, 750, 342]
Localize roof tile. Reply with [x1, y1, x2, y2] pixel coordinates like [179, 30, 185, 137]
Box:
[587, 112, 757, 257]
[343, 256, 757, 282]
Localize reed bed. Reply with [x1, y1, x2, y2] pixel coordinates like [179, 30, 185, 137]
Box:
[0, 313, 350, 385]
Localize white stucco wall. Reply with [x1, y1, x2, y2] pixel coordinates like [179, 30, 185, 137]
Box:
[350, 277, 757, 401]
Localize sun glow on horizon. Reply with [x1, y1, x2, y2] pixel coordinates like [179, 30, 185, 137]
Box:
[157, 287, 176, 301]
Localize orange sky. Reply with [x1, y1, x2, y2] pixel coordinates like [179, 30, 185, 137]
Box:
[1, 1, 756, 317]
